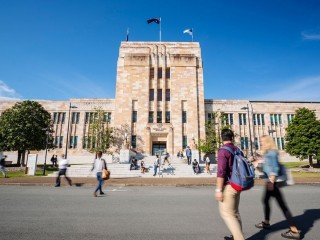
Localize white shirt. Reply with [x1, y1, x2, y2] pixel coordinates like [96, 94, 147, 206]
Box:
[93, 158, 106, 173]
[58, 159, 69, 170]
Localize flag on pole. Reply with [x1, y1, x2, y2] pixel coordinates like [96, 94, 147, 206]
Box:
[147, 17, 162, 42]
[183, 28, 193, 35]
[147, 17, 161, 24]
[126, 28, 129, 41]
[183, 28, 193, 41]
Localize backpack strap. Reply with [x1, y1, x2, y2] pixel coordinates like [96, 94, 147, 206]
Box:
[220, 146, 235, 155]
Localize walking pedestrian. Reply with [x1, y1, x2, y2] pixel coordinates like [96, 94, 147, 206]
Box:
[0, 155, 8, 178]
[254, 135, 300, 239]
[205, 155, 211, 174]
[186, 146, 192, 165]
[55, 154, 72, 187]
[50, 154, 58, 167]
[91, 151, 107, 197]
[215, 129, 245, 240]
[153, 155, 160, 176]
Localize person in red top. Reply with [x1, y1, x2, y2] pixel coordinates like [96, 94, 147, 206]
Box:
[215, 129, 245, 240]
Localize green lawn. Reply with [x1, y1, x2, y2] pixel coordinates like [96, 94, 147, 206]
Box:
[292, 171, 320, 179]
[7, 165, 58, 178]
[283, 162, 309, 169]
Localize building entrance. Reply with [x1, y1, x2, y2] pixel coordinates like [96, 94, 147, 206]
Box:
[152, 142, 166, 155]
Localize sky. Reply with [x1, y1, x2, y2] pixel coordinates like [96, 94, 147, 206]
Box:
[0, 0, 320, 101]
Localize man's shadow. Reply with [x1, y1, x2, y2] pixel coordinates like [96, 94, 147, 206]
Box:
[247, 209, 320, 240]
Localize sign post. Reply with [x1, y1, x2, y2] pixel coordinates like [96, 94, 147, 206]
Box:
[27, 154, 38, 176]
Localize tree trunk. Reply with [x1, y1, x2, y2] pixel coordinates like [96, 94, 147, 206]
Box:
[21, 150, 26, 166]
[17, 150, 22, 166]
[308, 155, 313, 168]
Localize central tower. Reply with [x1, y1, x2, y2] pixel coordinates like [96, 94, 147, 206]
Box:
[114, 42, 205, 156]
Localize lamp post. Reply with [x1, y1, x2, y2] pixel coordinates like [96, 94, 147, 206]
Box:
[65, 103, 77, 159]
[42, 128, 50, 176]
[241, 104, 253, 157]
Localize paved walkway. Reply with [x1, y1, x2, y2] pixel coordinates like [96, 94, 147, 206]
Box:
[1, 185, 319, 240]
[1, 176, 320, 187]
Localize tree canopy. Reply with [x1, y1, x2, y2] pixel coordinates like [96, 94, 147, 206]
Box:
[285, 107, 320, 166]
[87, 108, 114, 154]
[0, 100, 53, 165]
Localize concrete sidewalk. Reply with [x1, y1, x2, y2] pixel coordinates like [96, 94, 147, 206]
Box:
[1, 176, 320, 187]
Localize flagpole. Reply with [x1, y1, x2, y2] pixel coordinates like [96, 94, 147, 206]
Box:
[159, 17, 162, 42]
[192, 28, 193, 42]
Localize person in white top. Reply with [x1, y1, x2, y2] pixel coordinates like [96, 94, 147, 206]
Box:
[55, 154, 72, 187]
[91, 151, 107, 197]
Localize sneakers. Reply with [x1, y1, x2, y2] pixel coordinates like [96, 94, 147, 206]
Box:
[281, 230, 301, 239]
[255, 221, 271, 229]
[93, 192, 98, 197]
[224, 236, 233, 240]
[100, 191, 105, 195]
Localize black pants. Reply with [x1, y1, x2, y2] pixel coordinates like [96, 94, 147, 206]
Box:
[263, 183, 296, 227]
[187, 156, 191, 165]
[56, 169, 72, 186]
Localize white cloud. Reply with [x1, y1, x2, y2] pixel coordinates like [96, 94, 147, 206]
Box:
[253, 76, 320, 101]
[301, 31, 320, 41]
[0, 80, 20, 100]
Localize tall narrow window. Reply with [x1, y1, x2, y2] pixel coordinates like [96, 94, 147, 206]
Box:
[131, 135, 137, 148]
[132, 111, 137, 123]
[69, 136, 78, 148]
[239, 113, 247, 125]
[53, 112, 58, 124]
[103, 112, 111, 123]
[207, 113, 215, 123]
[59, 136, 64, 148]
[148, 111, 154, 123]
[72, 112, 80, 124]
[158, 67, 162, 79]
[157, 111, 162, 123]
[165, 67, 170, 79]
[165, 89, 170, 101]
[85, 112, 90, 124]
[240, 137, 248, 150]
[182, 111, 187, 123]
[165, 111, 170, 123]
[182, 136, 187, 149]
[149, 89, 154, 101]
[287, 114, 294, 124]
[222, 113, 233, 125]
[157, 89, 162, 101]
[150, 68, 154, 79]
[61, 113, 66, 124]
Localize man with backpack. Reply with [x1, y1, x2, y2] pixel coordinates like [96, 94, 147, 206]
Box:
[215, 129, 246, 240]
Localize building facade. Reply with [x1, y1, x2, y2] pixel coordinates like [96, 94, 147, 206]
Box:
[0, 41, 320, 163]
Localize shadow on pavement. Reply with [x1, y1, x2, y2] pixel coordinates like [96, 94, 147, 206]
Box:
[247, 209, 320, 240]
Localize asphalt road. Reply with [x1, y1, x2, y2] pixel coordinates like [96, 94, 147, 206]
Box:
[0, 185, 319, 240]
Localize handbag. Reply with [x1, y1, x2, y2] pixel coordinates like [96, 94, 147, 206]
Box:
[102, 169, 110, 180]
[276, 164, 294, 187]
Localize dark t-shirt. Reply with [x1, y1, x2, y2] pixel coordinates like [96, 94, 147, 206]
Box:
[0, 158, 5, 167]
[217, 143, 238, 185]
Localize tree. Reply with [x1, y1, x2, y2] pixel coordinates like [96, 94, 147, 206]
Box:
[198, 121, 219, 157]
[87, 108, 114, 154]
[285, 107, 320, 167]
[0, 100, 53, 166]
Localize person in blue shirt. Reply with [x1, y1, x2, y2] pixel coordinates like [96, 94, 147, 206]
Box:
[185, 146, 192, 165]
[254, 135, 300, 240]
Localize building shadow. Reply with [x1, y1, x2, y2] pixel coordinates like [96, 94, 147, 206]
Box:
[247, 209, 320, 240]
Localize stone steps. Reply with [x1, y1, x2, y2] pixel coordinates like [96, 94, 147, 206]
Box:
[47, 163, 217, 178]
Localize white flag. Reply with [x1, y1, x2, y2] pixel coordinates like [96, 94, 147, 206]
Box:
[183, 29, 193, 35]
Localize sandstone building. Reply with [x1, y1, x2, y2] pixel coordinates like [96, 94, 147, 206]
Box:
[0, 41, 320, 163]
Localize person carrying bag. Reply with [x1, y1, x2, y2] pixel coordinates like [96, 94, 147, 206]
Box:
[91, 151, 109, 197]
